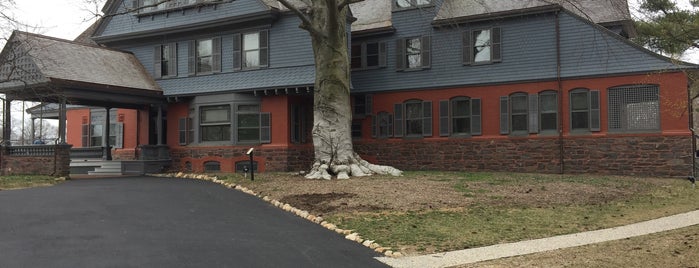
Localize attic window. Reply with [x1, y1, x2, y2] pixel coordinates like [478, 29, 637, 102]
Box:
[133, 0, 220, 15]
[395, 0, 431, 9]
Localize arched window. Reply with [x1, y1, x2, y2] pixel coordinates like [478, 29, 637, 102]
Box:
[438, 97, 482, 136]
[372, 112, 394, 139]
[394, 99, 432, 137]
[203, 161, 221, 173]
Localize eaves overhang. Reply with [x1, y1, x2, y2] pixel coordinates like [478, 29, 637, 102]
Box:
[432, 4, 561, 26]
[352, 26, 396, 39]
[93, 10, 279, 43]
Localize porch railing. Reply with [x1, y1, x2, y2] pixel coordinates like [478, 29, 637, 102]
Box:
[6, 145, 56, 156]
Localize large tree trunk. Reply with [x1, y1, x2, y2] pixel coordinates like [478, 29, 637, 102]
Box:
[301, 0, 401, 179]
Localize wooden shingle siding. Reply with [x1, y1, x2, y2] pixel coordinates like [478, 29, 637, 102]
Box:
[557, 13, 678, 77]
[352, 14, 558, 93]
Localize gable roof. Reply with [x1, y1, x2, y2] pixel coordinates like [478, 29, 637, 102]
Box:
[0, 31, 163, 108]
[0, 31, 160, 92]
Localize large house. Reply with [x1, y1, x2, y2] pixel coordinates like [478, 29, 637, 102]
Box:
[0, 0, 696, 177]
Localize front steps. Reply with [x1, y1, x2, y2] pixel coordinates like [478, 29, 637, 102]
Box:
[70, 159, 170, 176]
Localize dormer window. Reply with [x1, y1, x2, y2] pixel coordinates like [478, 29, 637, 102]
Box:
[134, 0, 217, 15]
[395, 0, 431, 9]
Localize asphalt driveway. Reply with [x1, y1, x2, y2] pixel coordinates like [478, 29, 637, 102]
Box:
[0, 176, 388, 268]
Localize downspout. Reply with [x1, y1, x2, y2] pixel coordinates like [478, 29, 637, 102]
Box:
[556, 11, 565, 174]
[689, 82, 696, 177]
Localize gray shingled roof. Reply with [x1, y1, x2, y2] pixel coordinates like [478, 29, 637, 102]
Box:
[1, 31, 160, 91]
[435, 0, 631, 24]
[350, 0, 393, 33]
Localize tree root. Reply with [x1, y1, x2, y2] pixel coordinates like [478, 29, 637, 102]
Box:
[305, 153, 402, 180]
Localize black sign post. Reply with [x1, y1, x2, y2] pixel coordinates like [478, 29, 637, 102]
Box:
[247, 148, 254, 181]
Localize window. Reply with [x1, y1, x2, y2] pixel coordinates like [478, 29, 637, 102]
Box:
[188, 37, 221, 75]
[135, 0, 217, 14]
[233, 30, 269, 70]
[353, 94, 373, 117]
[351, 121, 362, 139]
[178, 117, 193, 145]
[200, 105, 230, 142]
[608, 85, 659, 132]
[500, 93, 550, 135]
[394, 100, 432, 137]
[539, 91, 558, 132]
[569, 88, 600, 132]
[395, 0, 431, 9]
[372, 112, 394, 139]
[237, 105, 261, 143]
[154, 43, 177, 78]
[290, 104, 309, 144]
[510, 93, 528, 133]
[83, 109, 123, 148]
[351, 42, 386, 70]
[463, 28, 501, 65]
[439, 97, 482, 136]
[396, 36, 431, 71]
[204, 161, 221, 173]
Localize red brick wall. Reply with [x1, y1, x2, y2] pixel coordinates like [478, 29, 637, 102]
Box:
[168, 145, 313, 173]
[1, 145, 72, 176]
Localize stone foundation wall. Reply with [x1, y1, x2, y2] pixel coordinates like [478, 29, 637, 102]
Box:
[1, 145, 72, 177]
[168, 145, 313, 173]
[354, 135, 693, 177]
[166, 136, 692, 177]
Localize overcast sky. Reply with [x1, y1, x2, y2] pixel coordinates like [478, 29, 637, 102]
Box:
[8, 0, 699, 62]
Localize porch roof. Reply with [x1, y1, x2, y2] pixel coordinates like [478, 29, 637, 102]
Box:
[0, 31, 164, 109]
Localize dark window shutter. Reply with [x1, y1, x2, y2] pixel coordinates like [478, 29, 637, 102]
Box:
[259, 30, 269, 67]
[365, 94, 373, 115]
[500, 96, 509, 134]
[492, 27, 502, 62]
[394, 103, 403, 137]
[422, 101, 432, 137]
[260, 112, 271, 143]
[395, 39, 405, 71]
[212, 37, 221, 73]
[371, 115, 377, 138]
[378, 42, 387, 68]
[590, 90, 600, 131]
[232, 33, 242, 70]
[81, 124, 89, 147]
[388, 114, 394, 137]
[179, 117, 187, 145]
[168, 42, 178, 76]
[421, 36, 431, 68]
[462, 31, 472, 65]
[471, 98, 482, 135]
[439, 100, 449, 137]
[528, 94, 539, 134]
[153, 45, 162, 78]
[188, 40, 196, 76]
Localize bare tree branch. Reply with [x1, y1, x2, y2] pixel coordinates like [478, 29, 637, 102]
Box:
[275, 0, 324, 37]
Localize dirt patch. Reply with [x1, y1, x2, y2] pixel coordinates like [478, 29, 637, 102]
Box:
[229, 172, 656, 217]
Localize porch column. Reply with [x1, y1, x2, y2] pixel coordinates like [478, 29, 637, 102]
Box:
[103, 107, 112, 160]
[58, 98, 67, 144]
[157, 105, 163, 145]
[3, 97, 11, 145]
[31, 118, 36, 143]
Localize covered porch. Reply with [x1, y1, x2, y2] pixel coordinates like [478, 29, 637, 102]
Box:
[0, 31, 167, 176]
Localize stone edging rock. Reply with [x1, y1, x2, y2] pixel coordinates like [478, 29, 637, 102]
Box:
[151, 172, 404, 258]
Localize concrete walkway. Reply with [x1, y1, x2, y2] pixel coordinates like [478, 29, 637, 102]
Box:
[377, 210, 699, 268]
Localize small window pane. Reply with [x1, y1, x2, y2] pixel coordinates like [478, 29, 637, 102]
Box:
[571, 111, 589, 129]
[396, 0, 411, 7]
[238, 129, 259, 141]
[541, 113, 557, 131]
[452, 118, 470, 134]
[351, 44, 362, 69]
[238, 114, 260, 128]
[406, 38, 422, 68]
[511, 114, 528, 132]
[201, 125, 230, 141]
[201, 106, 230, 123]
[405, 102, 423, 136]
[473, 29, 491, 63]
[571, 92, 589, 110]
[197, 40, 212, 57]
[243, 33, 259, 50]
